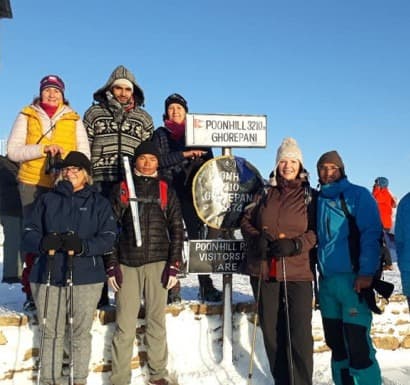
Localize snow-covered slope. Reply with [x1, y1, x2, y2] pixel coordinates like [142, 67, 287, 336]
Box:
[0, 247, 409, 385]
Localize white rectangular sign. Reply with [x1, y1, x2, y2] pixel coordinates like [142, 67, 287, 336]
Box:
[186, 113, 267, 147]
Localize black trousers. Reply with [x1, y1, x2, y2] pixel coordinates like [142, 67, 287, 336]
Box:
[250, 277, 313, 385]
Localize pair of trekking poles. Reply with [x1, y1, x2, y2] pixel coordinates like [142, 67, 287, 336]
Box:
[248, 235, 295, 385]
[37, 249, 75, 385]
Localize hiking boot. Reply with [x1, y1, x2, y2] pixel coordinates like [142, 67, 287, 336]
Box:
[148, 378, 169, 385]
[199, 286, 222, 302]
[167, 281, 181, 304]
[97, 297, 109, 309]
[167, 290, 182, 304]
[23, 295, 36, 312]
[198, 275, 222, 302]
[97, 283, 110, 309]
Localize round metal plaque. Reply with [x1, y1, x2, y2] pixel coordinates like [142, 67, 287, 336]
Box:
[192, 155, 264, 229]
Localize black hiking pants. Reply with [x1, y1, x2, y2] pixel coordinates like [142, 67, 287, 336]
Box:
[250, 277, 313, 385]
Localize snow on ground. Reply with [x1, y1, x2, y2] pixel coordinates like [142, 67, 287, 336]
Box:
[0, 241, 409, 385]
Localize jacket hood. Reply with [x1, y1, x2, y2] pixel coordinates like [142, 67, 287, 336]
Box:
[93, 65, 145, 106]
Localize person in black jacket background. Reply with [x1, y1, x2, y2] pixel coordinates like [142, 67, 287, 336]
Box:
[0, 155, 22, 283]
[152, 93, 222, 303]
[107, 142, 183, 385]
[22, 151, 117, 385]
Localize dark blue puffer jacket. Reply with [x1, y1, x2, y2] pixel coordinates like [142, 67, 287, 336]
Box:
[152, 126, 213, 200]
[23, 180, 117, 286]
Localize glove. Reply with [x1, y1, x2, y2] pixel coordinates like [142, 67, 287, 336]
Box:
[61, 232, 84, 255]
[269, 238, 302, 257]
[161, 263, 180, 289]
[256, 229, 275, 260]
[373, 279, 394, 300]
[106, 262, 123, 292]
[40, 233, 62, 254]
[359, 288, 382, 314]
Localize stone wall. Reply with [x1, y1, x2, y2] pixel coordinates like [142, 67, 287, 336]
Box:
[0, 294, 408, 382]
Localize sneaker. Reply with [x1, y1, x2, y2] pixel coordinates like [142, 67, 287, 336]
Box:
[148, 378, 169, 385]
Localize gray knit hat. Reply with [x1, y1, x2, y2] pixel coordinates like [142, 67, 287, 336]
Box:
[269, 137, 304, 185]
[317, 150, 345, 176]
[275, 137, 303, 166]
[93, 65, 145, 106]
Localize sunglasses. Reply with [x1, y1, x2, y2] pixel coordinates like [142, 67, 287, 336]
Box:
[318, 166, 340, 172]
[62, 166, 83, 174]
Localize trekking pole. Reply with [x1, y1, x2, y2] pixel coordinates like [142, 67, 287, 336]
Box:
[279, 233, 295, 385]
[123, 156, 142, 247]
[248, 227, 269, 385]
[67, 250, 75, 385]
[247, 266, 263, 385]
[36, 249, 55, 385]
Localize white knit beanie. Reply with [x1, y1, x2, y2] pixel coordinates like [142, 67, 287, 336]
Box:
[111, 78, 134, 91]
[269, 137, 303, 185]
[275, 137, 303, 166]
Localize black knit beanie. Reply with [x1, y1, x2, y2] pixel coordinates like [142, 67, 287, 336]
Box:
[133, 142, 160, 164]
[163, 93, 188, 120]
[317, 150, 345, 176]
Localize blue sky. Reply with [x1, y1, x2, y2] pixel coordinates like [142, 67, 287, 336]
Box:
[1, 0, 410, 200]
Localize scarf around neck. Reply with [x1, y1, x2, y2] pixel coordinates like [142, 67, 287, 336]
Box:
[164, 119, 185, 141]
[105, 91, 135, 123]
[40, 102, 60, 118]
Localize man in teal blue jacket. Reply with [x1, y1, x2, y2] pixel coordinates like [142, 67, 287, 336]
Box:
[395, 193, 410, 312]
[316, 150, 382, 385]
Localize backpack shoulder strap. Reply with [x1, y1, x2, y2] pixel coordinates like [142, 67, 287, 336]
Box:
[306, 186, 317, 230]
[340, 193, 352, 219]
[303, 182, 313, 206]
[339, 193, 360, 272]
[159, 179, 168, 211]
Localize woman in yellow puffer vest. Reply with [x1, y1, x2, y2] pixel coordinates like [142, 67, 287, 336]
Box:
[7, 74, 90, 310]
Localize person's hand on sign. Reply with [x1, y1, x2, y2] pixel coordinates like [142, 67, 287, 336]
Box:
[183, 150, 207, 160]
